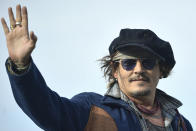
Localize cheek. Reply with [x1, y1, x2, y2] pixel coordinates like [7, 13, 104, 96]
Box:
[117, 69, 132, 83]
[150, 70, 161, 84]
[118, 68, 132, 79]
[151, 75, 160, 84]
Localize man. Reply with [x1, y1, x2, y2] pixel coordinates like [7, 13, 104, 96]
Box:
[1, 5, 193, 131]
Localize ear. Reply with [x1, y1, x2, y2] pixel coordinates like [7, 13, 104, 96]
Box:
[158, 63, 163, 79]
[159, 75, 163, 79]
[113, 69, 118, 79]
[159, 71, 163, 79]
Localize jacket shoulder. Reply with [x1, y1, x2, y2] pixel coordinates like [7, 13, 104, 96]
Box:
[172, 113, 193, 131]
[182, 115, 193, 131]
[71, 92, 103, 106]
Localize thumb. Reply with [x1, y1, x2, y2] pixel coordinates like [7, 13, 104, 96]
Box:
[30, 31, 37, 44]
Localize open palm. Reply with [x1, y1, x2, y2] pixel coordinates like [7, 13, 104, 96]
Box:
[1, 5, 37, 65]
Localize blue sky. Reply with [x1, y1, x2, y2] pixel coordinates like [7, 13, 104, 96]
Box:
[0, 0, 196, 130]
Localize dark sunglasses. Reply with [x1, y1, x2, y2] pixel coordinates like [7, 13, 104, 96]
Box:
[115, 59, 157, 71]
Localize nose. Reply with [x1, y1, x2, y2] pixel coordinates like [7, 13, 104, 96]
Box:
[133, 60, 144, 74]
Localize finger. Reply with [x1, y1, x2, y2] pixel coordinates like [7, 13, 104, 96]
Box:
[1, 18, 9, 34]
[30, 31, 37, 44]
[22, 6, 28, 29]
[16, 4, 22, 23]
[8, 7, 16, 27]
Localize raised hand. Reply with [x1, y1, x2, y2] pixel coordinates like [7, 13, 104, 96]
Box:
[1, 5, 37, 66]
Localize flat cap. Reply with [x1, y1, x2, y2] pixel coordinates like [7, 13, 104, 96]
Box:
[109, 28, 176, 70]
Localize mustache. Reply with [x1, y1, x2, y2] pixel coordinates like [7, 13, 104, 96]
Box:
[128, 74, 150, 82]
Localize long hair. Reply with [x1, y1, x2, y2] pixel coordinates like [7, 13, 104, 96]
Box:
[99, 53, 119, 83]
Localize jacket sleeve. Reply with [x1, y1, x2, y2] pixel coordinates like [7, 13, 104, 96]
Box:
[5, 58, 91, 131]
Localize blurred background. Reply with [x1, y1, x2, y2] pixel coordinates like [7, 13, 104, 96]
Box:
[0, 0, 195, 130]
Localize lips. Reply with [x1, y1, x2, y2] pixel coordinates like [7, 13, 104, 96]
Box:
[133, 79, 146, 81]
[130, 79, 147, 82]
[129, 77, 149, 82]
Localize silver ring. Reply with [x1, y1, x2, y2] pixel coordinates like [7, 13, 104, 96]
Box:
[16, 21, 22, 26]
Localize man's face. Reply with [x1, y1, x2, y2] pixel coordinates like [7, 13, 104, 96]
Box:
[114, 53, 161, 98]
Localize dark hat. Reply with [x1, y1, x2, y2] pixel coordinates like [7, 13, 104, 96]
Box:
[109, 28, 176, 70]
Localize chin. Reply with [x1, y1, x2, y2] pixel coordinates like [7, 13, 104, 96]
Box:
[129, 88, 151, 97]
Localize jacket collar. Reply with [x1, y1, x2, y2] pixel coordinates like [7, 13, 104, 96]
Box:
[101, 83, 131, 111]
[102, 83, 139, 112]
[102, 82, 182, 116]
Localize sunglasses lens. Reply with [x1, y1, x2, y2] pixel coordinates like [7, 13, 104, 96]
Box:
[120, 59, 156, 71]
[121, 59, 137, 71]
[142, 59, 156, 70]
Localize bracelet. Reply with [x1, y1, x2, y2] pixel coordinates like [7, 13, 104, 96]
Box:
[7, 57, 30, 74]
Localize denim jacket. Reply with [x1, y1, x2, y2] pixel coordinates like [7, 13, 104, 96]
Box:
[6, 59, 193, 131]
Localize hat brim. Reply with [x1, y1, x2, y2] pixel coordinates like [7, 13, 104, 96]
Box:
[116, 43, 165, 61]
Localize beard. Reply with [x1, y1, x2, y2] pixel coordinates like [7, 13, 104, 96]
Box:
[118, 70, 154, 98]
[129, 89, 151, 98]
[127, 73, 152, 97]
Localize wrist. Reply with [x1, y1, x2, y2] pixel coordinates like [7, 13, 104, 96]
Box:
[11, 57, 30, 67]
